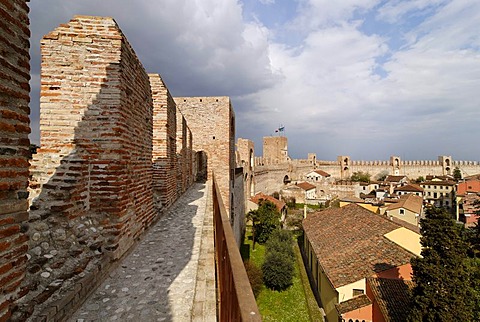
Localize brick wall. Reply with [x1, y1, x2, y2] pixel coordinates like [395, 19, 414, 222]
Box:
[175, 97, 235, 215]
[150, 74, 177, 211]
[236, 138, 255, 199]
[0, 1, 30, 320]
[176, 109, 187, 196]
[263, 136, 288, 164]
[20, 15, 154, 320]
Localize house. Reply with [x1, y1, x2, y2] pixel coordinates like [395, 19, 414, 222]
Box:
[394, 184, 424, 197]
[381, 194, 424, 226]
[305, 169, 331, 182]
[456, 178, 480, 226]
[354, 182, 380, 198]
[248, 192, 287, 222]
[281, 181, 316, 203]
[303, 204, 420, 322]
[384, 175, 409, 185]
[420, 177, 456, 217]
[367, 277, 415, 322]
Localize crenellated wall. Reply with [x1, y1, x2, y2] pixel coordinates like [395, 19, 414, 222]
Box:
[150, 74, 177, 211]
[0, 1, 31, 320]
[20, 15, 155, 320]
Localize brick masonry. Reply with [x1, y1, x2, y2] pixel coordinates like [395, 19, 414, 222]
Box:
[0, 1, 31, 321]
[175, 97, 235, 216]
[18, 15, 155, 320]
[150, 74, 177, 211]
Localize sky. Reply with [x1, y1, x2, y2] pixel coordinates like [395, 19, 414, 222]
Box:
[28, 0, 480, 161]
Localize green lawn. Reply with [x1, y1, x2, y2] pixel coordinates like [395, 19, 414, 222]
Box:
[241, 228, 312, 322]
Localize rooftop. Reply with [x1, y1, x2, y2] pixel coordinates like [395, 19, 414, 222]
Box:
[367, 277, 414, 322]
[250, 192, 286, 212]
[296, 181, 316, 191]
[303, 204, 415, 287]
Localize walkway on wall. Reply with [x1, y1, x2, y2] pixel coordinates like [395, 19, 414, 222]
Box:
[68, 182, 216, 322]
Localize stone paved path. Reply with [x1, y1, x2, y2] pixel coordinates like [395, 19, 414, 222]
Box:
[69, 182, 213, 322]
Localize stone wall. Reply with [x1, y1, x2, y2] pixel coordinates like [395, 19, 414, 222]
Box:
[20, 16, 154, 320]
[175, 97, 235, 215]
[150, 74, 177, 211]
[0, 1, 31, 320]
[232, 169, 245, 246]
[236, 138, 255, 200]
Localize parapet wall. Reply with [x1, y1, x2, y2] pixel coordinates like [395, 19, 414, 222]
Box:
[150, 74, 177, 210]
[0, 1, 31, 320]
[21, 16, 155, 320]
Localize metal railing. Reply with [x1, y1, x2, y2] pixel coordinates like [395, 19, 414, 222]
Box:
[212, 175, 261, 321]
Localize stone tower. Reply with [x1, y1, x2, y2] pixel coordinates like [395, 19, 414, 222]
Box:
[263, 136, 289, 164]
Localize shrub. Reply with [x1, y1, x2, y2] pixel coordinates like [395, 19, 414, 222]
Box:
[262, 251, 294, 291]
[244, 260, 263, 297]
[266, 230, 294, 260]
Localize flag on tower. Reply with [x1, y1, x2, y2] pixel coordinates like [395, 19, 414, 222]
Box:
[275, 126, 285, 133]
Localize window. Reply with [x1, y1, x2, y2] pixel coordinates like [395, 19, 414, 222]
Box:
[353, 289, 364, 297]
[400, 209, 405, 215]
[434, 192, 438, 198]
[446, 201, 449, 206]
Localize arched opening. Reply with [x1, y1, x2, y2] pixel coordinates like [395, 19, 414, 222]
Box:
[395, 158, 399, 167]
[250, 174, 255, 197]
[344, 167, 349, 171]
[283, 175, 291, 184]
[445, 158, 451, 167]
[195, 151, 208, 182]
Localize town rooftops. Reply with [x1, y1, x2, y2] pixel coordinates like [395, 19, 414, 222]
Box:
[394, 184, 423, 193]
[457, 179, 480, 195]
[296, 182, 316, 191]
[385, 194, 423, 214]
[336, 294, 371, 315]
[312, 169, 331, 177]
[303, 204, 415, 288]
[367, 277, 414, 322]
[385, 175, 408, 183]
[250, 192, 286, 212]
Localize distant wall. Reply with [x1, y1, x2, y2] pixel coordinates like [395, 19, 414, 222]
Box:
[22, 16, 155, 320]
[0, 1, 31, 320]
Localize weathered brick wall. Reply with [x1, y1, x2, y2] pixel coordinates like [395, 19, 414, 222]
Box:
[186, 127, 194, 187]
[150, 74, 177, 211]
[174, 97, 235, 215]
[175, 109, 187, 196]
[20, 16, 154, 320]
[0, 1, 30, 320]
[232, 170, 245, 246]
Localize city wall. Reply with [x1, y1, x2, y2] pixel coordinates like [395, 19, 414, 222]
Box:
[0, 14, 208, 321]
[0, 1, 31, 320]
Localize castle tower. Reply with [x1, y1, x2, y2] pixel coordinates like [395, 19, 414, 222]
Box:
[263, 136, 289, 164]
[390, 156, 401, 175]
[439, 155, 453, 175]
[338, 156, 351, 180]
[308, 153, 317, 168]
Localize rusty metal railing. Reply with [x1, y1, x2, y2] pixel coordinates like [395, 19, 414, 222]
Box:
[212, 175, 261, 321]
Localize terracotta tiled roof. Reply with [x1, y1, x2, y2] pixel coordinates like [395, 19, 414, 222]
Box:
[394, 184, 423, 193]
[250, 193, 286, 212]
[421, 180, 455, 186]
[314, 170, 331, 177]
[367, 277, 414, 322]
[336, 294, 371, 314]
[385, 175, 407, 183]
[340, 196, 365, 203]
[303, 204, 415, 288]
[457, 180, 480, 195]
[386, 194, 423, 214]
[296, 182, 316, 191]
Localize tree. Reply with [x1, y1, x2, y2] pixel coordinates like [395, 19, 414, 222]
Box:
[415, 176, 425, 184]
[453, 167, 462, 181]
[262, 229, 294, 291]
[376, 170, 389, 181]
[247, 200, 281, 247]
[350, 171, 371, 183]
[409, 207, 475, 321]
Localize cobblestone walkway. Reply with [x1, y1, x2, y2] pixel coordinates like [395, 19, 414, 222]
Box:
[69, 182, 214, 322]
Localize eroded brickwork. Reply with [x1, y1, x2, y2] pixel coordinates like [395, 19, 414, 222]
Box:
[20, 16, 154, 320]
[175, 97, 235, 215]
[0, 1, 30, 320]
[263, 136, 288, 164]
[150, 74, 177, 210]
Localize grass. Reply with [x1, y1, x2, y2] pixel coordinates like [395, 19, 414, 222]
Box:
[241, 227, 312, 322]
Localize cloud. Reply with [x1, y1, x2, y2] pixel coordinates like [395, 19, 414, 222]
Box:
[28, 0, 480, 160]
